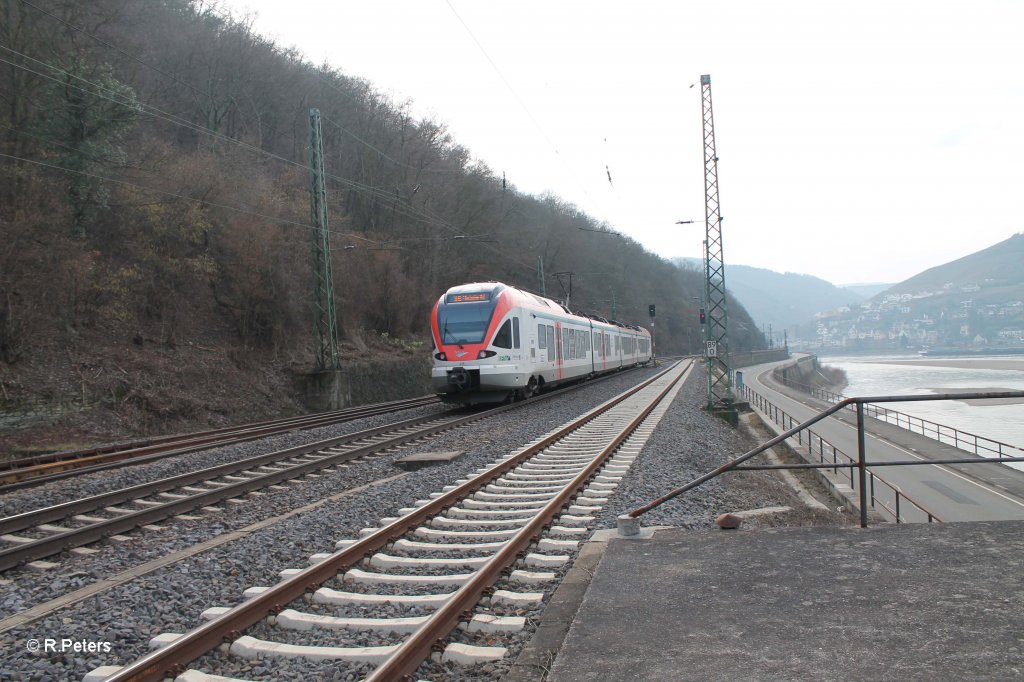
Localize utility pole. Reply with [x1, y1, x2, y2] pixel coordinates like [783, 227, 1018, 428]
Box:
[537, 256, 546, 297]
[610, 287, 617, 319]
[700, 74, 736, 420]
[308, 108, 340, 371]
[554, 272, 574, 309]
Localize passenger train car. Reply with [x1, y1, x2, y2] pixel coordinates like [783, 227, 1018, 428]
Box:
[431, 282, 652, 404]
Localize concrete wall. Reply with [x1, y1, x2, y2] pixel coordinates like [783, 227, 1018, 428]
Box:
[295, 355, 433, 411]
[773, 354, 818, 386]
[731, 349, 790, 368]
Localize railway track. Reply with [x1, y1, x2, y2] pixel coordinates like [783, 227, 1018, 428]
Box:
[0, 407, 482, 572]
[0, 396, 441, 491]
[88, 358, 692, 682]
[0, 368, 650, 573]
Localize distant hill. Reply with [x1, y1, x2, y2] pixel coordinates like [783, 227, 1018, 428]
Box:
[878, 233, 1024, 298]
[842, 283, 892, 299]
[672, 258, 865, 331]
[795, 233, 1024, 351]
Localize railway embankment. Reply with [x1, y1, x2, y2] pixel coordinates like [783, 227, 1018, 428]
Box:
[0, 343, 432, 464]
[0, 362, 843, 681]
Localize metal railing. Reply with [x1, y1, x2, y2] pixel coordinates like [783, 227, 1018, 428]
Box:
[777, 376, 1024, 463]
[743, 386, 938, 524]
[630, 388, 1024, 527]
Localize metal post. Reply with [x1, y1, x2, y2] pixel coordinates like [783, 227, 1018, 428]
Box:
[308, 108, 340, 371]
[537, 256, 546, 297]
[699, 74, 734, 415]
[856, 402, 868, 528]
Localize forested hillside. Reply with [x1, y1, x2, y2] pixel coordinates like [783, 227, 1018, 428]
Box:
[0, 0, 763, 447]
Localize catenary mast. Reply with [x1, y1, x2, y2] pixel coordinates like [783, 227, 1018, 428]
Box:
[700, 75, 735, 418]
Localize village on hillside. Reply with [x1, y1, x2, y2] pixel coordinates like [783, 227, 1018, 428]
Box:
[791, 280, 1024, 353]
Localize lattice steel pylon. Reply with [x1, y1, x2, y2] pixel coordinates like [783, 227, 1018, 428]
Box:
[308, 108, 341, 371]
[700, 75, 734, 413]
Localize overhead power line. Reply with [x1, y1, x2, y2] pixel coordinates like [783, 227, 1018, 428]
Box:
[444, 1, 612, 219]
[0, 150, 381, 244]
[2, 9, 548, 279]
[0, 47, 460, 231]
[18, 0, 207, 100]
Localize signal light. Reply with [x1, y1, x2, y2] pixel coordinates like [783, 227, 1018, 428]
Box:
[648, 304, 656, 317]
[699, 308, 706, 324]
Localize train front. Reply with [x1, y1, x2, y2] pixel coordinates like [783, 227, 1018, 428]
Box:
[430, 282, 522, 404]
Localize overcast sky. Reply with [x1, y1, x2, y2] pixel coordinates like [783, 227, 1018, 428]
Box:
[223, 0, 1023, 286]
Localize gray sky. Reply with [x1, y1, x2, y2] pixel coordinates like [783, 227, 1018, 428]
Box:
[223, 0, 1023, 286]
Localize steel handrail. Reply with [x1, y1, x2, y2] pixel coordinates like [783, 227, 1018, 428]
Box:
[738, 386, 940, 523]
[777, 376, 1024, 461]
[630, 388, 1024, 526]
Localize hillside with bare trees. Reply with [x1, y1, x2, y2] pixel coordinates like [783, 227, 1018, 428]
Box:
[0, 0, 763, 452]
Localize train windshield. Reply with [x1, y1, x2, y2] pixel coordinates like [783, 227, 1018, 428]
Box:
[437, 295, 497, 345]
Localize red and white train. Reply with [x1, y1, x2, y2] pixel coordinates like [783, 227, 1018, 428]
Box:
[431, 282, 653, 404]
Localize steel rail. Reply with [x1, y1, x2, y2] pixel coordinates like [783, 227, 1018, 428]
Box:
[101, 361, 684, 682]
[0, 412, 457, 571]
[1, 396, 437, 470]
[3, 365, 650, 490]
[0, 411, 454, 536]
[366, 359, 691, 681]
[0, 366, 654, 571]
[0, 396, 440, 488]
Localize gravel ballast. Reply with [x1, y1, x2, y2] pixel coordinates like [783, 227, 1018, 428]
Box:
[0, 363, 844, 681]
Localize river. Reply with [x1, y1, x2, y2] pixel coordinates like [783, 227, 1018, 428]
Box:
[816, 353, 1024, 467]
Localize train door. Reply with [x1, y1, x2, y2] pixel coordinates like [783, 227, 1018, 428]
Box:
[588, 323, 596, 374]
[555, 324, 563, 379]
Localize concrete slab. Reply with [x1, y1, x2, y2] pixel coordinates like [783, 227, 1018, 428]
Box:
[546, 521, 1024, 681]
[395, 450, 465, 470]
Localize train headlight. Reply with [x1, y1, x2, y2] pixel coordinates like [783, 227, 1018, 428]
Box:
[477, 350, 497, 359]
[434, 352, 447, 361]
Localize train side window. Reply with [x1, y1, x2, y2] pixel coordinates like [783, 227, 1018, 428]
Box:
[493, 320, 512, 349]
[562, 329, 569, 361]
[547, 326, 555, 361]
[513, 318, 520, 349]
[569, 329, 576, 360]
[538, 324, 546, 349]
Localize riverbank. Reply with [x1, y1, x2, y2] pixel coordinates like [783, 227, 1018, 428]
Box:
[873, 357, 1024, 372]
[819, 354, 1024, 450]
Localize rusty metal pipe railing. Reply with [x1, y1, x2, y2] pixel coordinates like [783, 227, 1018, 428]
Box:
[776, 375, 1024, 461]
[628, 390, 1024, 525]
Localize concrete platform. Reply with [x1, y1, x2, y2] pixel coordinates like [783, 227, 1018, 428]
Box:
[538, 521, 1024, 681]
